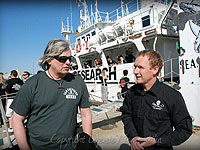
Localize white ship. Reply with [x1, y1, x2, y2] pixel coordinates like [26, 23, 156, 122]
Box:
[61, 0, 200, 126]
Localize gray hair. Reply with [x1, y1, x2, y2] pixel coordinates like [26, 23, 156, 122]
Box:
[38, 39, 70, 70]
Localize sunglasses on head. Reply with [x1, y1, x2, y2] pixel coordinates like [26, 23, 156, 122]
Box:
[53, 56, 73, 63]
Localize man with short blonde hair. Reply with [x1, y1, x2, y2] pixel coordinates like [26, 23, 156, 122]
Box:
[122, 49, 192, 150]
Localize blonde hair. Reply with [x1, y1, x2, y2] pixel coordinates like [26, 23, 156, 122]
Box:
[0, 74, 6, 88]
[137, 49, 163, 75]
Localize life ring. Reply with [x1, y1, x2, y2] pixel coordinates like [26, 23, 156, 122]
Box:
[76, 43, 81, 53]
[85, 41, 88, 50]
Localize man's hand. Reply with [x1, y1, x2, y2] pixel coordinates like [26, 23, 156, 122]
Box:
[130, 137, 144, 150]
[137, 137, 156, 148]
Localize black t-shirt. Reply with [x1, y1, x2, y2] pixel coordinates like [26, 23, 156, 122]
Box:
[5, 78, 23, 97]
[119, 76, 129, 92]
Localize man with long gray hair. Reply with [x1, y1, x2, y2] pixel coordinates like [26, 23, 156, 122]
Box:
[11, 39, 92, 150]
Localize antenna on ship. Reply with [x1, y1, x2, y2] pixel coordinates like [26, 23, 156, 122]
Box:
[61, 17, 73, 43]
[95, 0, 98, 23]
[121, 0, 124, 17]
[79, 0, 91, 29]
[61, 0, 73, 43]
[70, 0, 73, 32]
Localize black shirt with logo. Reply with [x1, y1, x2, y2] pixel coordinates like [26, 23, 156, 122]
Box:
[121, 80, 192, 150]
[5, 78, 24, 97]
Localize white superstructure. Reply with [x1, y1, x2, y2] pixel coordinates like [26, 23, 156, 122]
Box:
[177, 0, 200, 126]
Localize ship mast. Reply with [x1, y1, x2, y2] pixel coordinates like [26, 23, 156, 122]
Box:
[61, 17, 73, 43]
[78, 0, 91, 30]
[61, 0, 73, 43]
[121, 0, 124, 17]
[95, 0, 98, 23]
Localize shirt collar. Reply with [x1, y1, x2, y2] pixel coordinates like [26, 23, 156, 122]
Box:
[148, 79, 160, 96]
[135, 84, 145, 95]
[135, 79, 160, 96]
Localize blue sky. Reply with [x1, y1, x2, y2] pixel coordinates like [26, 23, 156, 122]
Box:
[0, 0, 122, 75]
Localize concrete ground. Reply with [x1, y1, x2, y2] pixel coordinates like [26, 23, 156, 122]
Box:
[92, 119, 200, 150]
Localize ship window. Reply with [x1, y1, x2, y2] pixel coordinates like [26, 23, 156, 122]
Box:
[82, 36, 85, 41]
[91, 31, 96, 36]
[71, 58, 78, 70]
[86, 34, 90, 41]
[142, 15, 150, 27]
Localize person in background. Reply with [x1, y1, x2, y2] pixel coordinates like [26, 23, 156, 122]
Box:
[0, 74, 6, 126]
[125, 50, 135, 63]
[107, 57, 116, 66]
[22, 71, 31, 81]
[5, 70, 23, 132]
[107, 58, 113, 66]
[11, 39, 92, 150]
[71, 64, 78, 70]
[83, 62, 91, 69]
[117, 55, 125, 64]
[99, 68, 108, 104]
[119, 69, 130, 98]
[0, 73, 6, 103]
[94, 58, 102, 68]
[121, 49, 192, 150]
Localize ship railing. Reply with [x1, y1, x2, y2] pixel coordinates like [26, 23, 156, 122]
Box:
[77, 0, 171, 31]
[163, 57, 180, 87]
[90, 79, 133, 101]
[90, 10, 107, 24]
[97, 0, 138, 23]
[92, 0, 170, 24]
[142, 0, 169, 5]
[62, 25, 73, 33]
[0, 93, 18, 149]
[109, 0, 138, 21]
